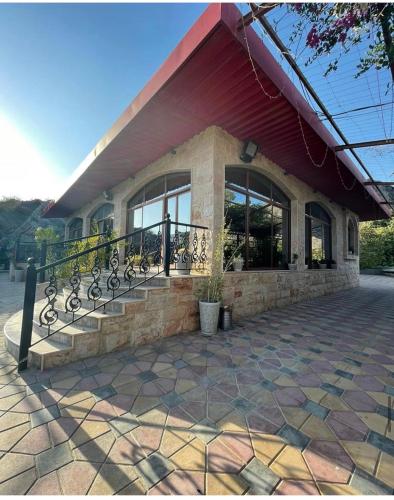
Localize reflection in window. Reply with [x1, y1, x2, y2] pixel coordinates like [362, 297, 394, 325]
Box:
[127, 173, 191, 252]
[225, 167, 290, 269]
[305, 202, 331, 266]
[68, 218, 83, 239]
[90, 203, 114, 234]
[127, 173, 191, 231]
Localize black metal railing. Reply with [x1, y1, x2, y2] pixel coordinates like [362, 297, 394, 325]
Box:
[18, 215, 208, 371]
[38, 230, 110, 282]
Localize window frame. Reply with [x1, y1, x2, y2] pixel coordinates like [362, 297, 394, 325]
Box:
[90, 203, 114, 234]
[225, 167, 291, 270]
[68, 218, 83, 240]
[126, 172, 191, 232]
[305, 202, 332, 267]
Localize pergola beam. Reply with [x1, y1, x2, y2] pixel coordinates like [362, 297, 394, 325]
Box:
[364, 181, 394, 186]
[237, 3, 277, 29]
[334, 139, 394, 151]
[246, 4, 393, 212]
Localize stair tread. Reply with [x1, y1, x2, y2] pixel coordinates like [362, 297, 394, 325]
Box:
[4, 311, 72, 354]
[34, 298, 123, 320]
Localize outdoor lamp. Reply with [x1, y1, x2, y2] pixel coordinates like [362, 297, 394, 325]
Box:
[240, 140, 258, 163]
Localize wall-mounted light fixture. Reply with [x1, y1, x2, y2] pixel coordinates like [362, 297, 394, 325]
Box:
[240, 140, 258, 163]
[103, 190, 113, 201]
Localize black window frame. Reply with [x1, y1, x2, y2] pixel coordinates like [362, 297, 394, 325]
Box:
[305, 202, 332, 267]
[224, 167, 291, 270]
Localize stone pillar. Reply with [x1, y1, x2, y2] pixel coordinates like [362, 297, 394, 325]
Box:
[191, 129, 224, 272]
[291, 199, 305, 271]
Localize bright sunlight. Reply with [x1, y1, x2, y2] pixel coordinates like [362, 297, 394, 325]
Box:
[0, 114, 64, 200]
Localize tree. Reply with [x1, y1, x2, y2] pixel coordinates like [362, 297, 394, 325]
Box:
[359, 218, 394, 269]
[289, 3, 394, 84]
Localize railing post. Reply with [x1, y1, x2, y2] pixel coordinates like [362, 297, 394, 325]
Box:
[39, 240, 47, 283]
[18, 258, 37, 372]
[164, 213, 171, 277]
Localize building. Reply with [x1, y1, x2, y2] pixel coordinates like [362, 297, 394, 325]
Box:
[7, 4, 391, 369]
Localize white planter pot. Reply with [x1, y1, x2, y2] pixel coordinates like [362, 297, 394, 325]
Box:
[288, 263, 297, 271]
[199, 300, 220, 336]
[9, 263, 15, 282]
[318, 263, 327, 270]
[233, 259, 244, 272]
[14, 269, 25, 282]
[304, 264, 309, 270]
[176, 260, 191, 275]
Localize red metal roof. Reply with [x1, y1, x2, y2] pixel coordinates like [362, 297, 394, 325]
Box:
[45, 3, 391, 221]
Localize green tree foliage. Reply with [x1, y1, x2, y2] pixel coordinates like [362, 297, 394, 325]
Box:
[359, 218, 394, 268]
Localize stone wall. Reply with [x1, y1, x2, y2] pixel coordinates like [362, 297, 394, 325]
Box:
[222, 268, 359, 321]
[63, 124, 361, 317]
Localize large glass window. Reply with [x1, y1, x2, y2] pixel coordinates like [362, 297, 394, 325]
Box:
[305, 202, 332, 267]
[90, 203, 114, 234]
[127, 173, 191, 234]
[225, 167, 290, 269]
[68, 218, 83, 239]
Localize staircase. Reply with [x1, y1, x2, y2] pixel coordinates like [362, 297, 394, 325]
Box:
[4, 271, 172, 370]
[4, 216, 208, 371]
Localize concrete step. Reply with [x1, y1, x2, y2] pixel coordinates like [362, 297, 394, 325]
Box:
[62, 288, 146, 314]
[4, 310, 73, 370]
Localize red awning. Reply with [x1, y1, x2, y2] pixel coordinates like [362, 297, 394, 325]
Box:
[45, 3, 391, 221]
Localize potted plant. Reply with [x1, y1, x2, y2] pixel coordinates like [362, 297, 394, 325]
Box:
[328, 259, 337, 269]
[348, 247, 354, 255]
[14, 266, 25, 282]
[318, 259, 328, 269]
[288, 253, 298, 271]
[233, 252, 244, 272]
[175, 249, 191, 275]
[197, 223, 241, 336]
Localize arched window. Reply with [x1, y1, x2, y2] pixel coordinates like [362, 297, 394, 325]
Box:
[305, 202, 332, 267]
[127, 173, 191, 234]
[68, 218, 83, 239]
[224, 167, 290, 269]
[90, 203, 114, 234]
[347, 218, 357, 255]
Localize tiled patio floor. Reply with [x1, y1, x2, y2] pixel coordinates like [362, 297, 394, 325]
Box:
[0, 274, 394, 494]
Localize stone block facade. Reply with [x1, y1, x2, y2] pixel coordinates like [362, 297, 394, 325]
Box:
[59, 125, 360, 347]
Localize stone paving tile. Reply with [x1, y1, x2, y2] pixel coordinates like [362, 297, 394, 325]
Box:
[0, 275, 394, 494]
[28, 470, 62, 495]
[135, 451, 174, 489]
[36, 442, 73, 477]
[240, 456, 281, 494]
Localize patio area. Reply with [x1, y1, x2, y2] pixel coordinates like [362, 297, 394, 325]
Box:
[0, 273, 393, 495]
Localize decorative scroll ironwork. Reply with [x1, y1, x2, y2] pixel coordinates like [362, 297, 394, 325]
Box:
[87, 255, 102, 308]
[200, 231, 207, 264]
[39, 270, 58, 334]
[153, 229, 162, 267]
[107, 247, 120, 297]
[171, 229, 180, 264]
[180, 231, 191, 265]
[139, 234, 151, 275]
[65, 262, 82, 321]
[191, 231, 199, 263]
[124, 241, 136, 287]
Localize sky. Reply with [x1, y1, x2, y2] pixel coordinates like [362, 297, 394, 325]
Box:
[0, 3, 206, 200]
[0, 2, 392, 201]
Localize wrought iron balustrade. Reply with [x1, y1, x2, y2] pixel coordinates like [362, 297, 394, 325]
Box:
[38, 229, 110, 282]
[18, 215, 209, 371]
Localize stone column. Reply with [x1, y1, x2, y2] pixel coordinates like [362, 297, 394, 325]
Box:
[291, 199, 305, 271]
[191, 128, 224, 272]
